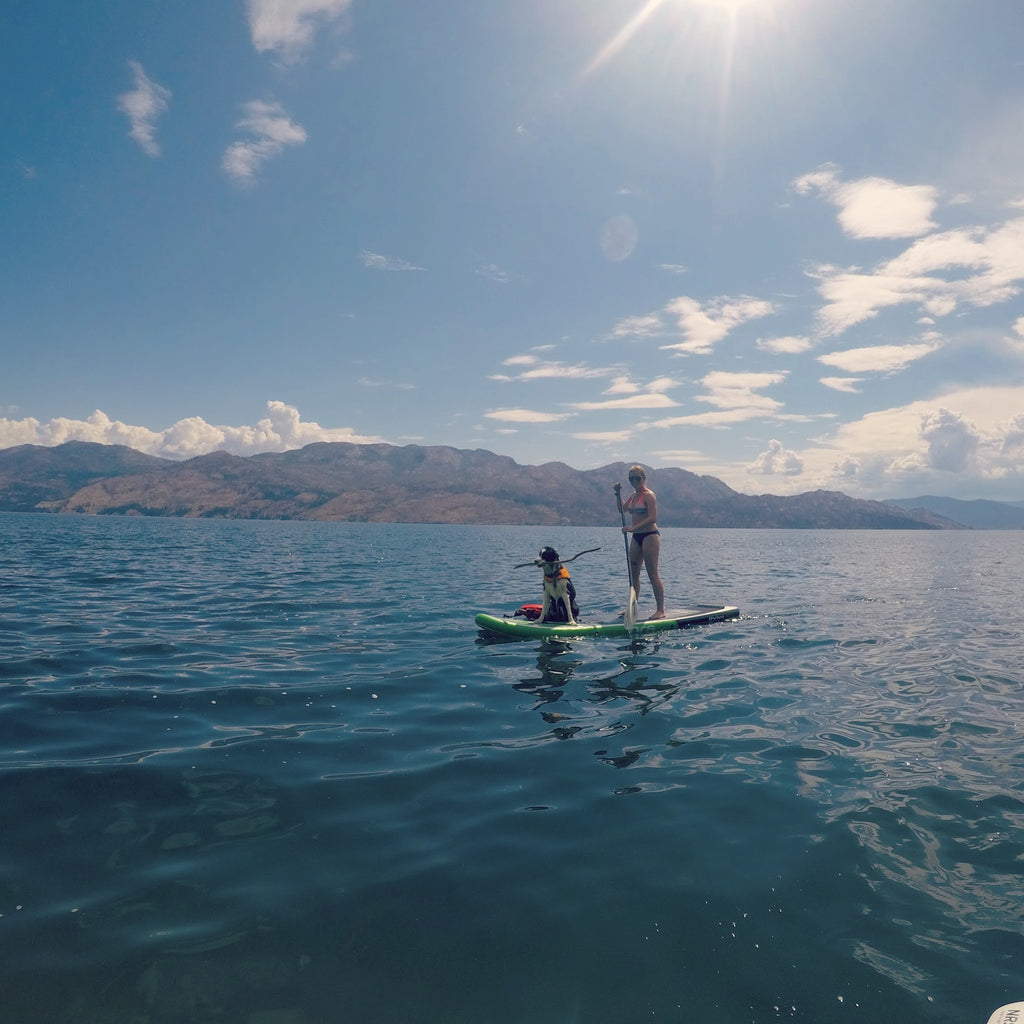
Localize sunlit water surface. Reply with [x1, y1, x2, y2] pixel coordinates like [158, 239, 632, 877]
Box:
[2, 514, 1023, 1024]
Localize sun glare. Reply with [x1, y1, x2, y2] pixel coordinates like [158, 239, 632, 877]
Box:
[576, 0, 793, 189]
[582, 0, 777, 79]
[581, 0, 664, 79]
[691, 0, 763, 10]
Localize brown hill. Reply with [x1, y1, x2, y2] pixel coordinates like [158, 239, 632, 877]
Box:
[0, 440, 944, 528]
[0, 441, 169, 512]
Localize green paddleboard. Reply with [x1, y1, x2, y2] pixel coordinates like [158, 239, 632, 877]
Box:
[475, 604, 739, 640]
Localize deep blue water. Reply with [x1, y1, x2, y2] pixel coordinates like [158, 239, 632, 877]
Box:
[2, 513, 1024, 1024]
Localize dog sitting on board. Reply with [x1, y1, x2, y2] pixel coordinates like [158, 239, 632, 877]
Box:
[532, 546, 580, 624]
[513, 546, 598, 624]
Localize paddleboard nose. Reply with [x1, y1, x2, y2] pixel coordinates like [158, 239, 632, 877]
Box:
[987, 1003, 1024, 1024]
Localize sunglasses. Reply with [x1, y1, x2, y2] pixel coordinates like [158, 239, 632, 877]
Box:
[628, 475, 642, 482]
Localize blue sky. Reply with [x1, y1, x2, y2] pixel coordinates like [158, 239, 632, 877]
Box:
[3, 0, 1024, 500]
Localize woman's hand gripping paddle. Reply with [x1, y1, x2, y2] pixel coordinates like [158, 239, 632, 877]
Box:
[614, 483, 639, 631]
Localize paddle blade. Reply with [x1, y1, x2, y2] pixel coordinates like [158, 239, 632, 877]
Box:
[624, 587, 638, 631]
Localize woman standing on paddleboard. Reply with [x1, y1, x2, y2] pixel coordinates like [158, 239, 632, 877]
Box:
[621, 464, 665, 619]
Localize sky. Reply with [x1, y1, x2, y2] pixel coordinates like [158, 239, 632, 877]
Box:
[3, 0, 1024, 501]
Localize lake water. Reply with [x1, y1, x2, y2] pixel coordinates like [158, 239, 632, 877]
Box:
[2, 513, 1023, 1024]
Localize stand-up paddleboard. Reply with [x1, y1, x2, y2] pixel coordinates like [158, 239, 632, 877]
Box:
[475, 604, 739, 640]
[987, 1004, 1024, 1024]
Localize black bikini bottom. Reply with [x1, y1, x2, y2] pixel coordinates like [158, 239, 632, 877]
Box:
[632, 530, 660, 548]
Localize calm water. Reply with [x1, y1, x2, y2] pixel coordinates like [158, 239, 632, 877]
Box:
[2, 514, 1023, 1024]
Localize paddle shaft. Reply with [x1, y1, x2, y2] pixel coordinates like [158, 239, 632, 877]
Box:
[614, 484, 633, 589]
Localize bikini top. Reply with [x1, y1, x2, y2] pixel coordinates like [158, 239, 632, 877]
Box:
[624, 489, 649, 516]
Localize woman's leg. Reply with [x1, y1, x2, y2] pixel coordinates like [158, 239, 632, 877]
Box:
[642, 534, 665, 617]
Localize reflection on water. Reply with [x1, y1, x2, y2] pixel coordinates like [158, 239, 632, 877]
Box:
[485, 569, 1024, 1017]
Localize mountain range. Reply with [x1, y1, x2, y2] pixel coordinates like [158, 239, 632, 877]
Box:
[884, 495, 1024, 530]
[0, 440, 1020, 529]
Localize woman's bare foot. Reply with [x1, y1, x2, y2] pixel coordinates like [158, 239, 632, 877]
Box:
[649, 610, 666, 620]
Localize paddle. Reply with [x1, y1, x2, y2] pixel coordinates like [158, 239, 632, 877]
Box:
[613, 483, 638, 630]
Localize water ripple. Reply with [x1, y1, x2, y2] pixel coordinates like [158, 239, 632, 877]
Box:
[3, 518, 1024, 1022]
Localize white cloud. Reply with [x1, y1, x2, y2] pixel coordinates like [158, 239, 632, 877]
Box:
[1001, 413, 1024, 456]
[748, 439, 804, 476]
[572, 430, 633, 442]
[357, 377, 415, 390]
[756, 335, 812, 355]
[653, 408, 774, 429]
[820, 377, 863, 393]
[0, 401, 382, 459]
[754, 386, 1024, 497]
[661, 296, 775, 355]
[652, 448, 711, 465]
[222, 101, 307, 186]
[887, 218, 1024, 310]
[649, 372, 789, 430]
[697, 370, 787, 411]
[571, 393, 678, 411]
[476, 263, 513, 284]
[608, 313, 665, 340]
[810, 268, 939, 336]
[810, 217, 1024, 337]
[491, 357, 613, 383]
[605, 375, 640, 395]
[919, 407, 980, 472]
[521, 362, 609, 381]
[0, 415, 45, 447]
[817, 341, 941, 375]
[484, 408, 573, 424]
[603, 375, 678, 396]
[247, 0, 354, 62]
[884, 226, 991, 277]
[834, 456, 861, 479]
[794, 164, 938, 239]
[117, 61, 171, 158]
[359, 250, 425, 271]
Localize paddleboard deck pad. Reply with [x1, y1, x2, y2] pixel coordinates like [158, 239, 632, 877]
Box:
[475, 604, 739, 640]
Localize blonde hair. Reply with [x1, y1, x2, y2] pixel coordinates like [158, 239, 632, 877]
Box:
[628, 464, 646, 478]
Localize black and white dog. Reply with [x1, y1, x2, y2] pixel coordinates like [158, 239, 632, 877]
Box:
[532, 546, 580, 624]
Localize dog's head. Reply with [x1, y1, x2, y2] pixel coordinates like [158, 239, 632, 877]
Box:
[539, 546, 560, 566]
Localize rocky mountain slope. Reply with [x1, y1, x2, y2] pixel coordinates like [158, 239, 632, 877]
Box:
[0, 440, 964, 528]
[0, 441, 169, 513]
